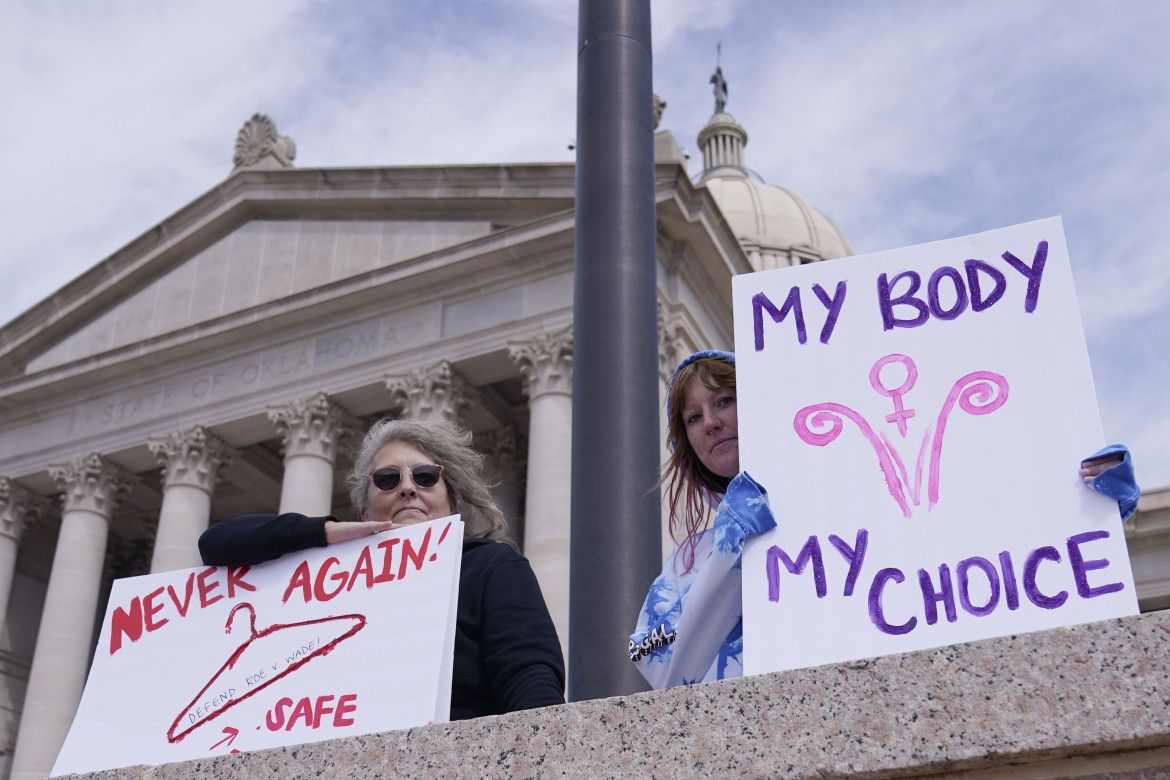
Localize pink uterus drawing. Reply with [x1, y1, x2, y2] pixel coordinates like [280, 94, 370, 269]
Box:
[793, 354, 1009, 518]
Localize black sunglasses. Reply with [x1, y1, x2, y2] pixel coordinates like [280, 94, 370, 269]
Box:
[368, 464, 444, 491]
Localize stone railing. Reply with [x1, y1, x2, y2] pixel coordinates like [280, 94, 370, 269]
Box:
[72, 610, 1170, 779]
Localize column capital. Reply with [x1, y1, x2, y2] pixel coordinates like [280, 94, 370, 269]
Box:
[0, 478, 50, 543]
[384, 360, 480, 423]
[477, 425, 518, 460]
[148, 426, 239, 492]
[658, 236, 687, 275]
[47, 453, 136, 518]
[106, 533, 154, 580]
[476, 425, 524, 479]
[267, 392, 359, 463]
[658, 302, 684, 383]
[508, 326, 573, 400]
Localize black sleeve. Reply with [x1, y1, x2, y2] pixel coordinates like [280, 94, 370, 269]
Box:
[199, 513, 333, 566]
[478, 550, 566, 713]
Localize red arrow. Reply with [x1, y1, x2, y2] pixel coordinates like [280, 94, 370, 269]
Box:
[209, 726, 239, 752]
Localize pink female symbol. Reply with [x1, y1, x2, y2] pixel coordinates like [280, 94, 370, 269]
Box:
[869, 354, 918, 437]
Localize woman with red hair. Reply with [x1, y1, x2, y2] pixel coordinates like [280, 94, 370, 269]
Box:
[630, 350, 1139, 690]
[629, 351, 773, 689]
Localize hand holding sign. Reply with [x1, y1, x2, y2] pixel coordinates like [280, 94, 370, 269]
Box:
[323, 519, 399, 543]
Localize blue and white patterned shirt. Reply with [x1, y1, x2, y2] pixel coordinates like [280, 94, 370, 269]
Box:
[629, 472, 776, 689]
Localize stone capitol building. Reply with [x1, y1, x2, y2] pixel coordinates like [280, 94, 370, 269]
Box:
[0, 85, 1165, 780]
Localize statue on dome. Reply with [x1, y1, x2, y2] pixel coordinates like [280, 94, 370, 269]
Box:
[710, 66, 728, 114]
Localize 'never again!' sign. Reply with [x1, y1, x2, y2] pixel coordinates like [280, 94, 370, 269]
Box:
[53, 516, 463, 775]
[733, 218, 1137, 675]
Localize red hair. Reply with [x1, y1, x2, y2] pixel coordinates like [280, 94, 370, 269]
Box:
[657, 357, 736, 572]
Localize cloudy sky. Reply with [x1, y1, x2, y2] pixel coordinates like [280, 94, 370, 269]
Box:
[2, 0, 1167, 489]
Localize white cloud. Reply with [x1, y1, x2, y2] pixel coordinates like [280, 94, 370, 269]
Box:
[652, 0, 744, 48]
[648, 0, 1170, 488]
[0, 0, 320, 314]
[0, 0, 1166, 488]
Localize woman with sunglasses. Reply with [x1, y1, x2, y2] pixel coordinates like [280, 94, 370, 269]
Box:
[629, 350, 1141, 690]
[200, 417, 565, 719]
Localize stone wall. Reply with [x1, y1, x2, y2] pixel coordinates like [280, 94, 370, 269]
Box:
[69, 609, 1170, 779]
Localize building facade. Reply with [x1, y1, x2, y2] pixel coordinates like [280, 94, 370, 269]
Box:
[0, 104, 1162, 780]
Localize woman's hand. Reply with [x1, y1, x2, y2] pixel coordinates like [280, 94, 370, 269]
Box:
[1078, 444, 1138, 521]
[1080, 454, 1124, 483]
[324, 519, 401, 545]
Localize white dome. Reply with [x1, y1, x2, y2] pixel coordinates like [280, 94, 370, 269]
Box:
[702, 174, 853, 269]
[694, 109, 852, 270]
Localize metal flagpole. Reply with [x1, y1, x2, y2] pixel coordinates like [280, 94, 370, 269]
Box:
[569, 0, 662, 700]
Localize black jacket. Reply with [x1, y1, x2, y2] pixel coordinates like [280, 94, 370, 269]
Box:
[199, 514, 565, 719]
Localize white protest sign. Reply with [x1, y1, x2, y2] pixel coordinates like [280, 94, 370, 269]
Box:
[52, 516, 463, 776]
[733, 218, 1138, 676]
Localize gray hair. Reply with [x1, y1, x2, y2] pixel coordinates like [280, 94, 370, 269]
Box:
[346, 417, 512, 543]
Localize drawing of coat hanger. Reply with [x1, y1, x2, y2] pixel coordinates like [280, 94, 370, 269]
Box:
[168, 603, 366, 743]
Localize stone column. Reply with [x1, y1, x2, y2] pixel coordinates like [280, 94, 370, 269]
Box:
[657, 305, 684, 562]
[384, 359, 480, 423]
[11, 454, 134, 780]
[0, 479, 49, 630]
[267, 393, 357, 517]
[147, 426, 239, 573]
[508, 327, 573, 654]
[478, 426, 525, 544]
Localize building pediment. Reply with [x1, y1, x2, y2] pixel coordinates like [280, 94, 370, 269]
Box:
[0, 164, 577, 383]
[0, 162, 749, 401]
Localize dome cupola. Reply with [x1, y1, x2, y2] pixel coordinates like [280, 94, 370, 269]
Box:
[696, 66, 852, 270]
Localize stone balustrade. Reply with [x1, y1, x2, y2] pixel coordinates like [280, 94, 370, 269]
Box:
[70, 609, 1170, 780]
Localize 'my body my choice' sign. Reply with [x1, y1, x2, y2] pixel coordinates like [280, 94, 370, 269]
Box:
[733, 218, 1137, 675]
